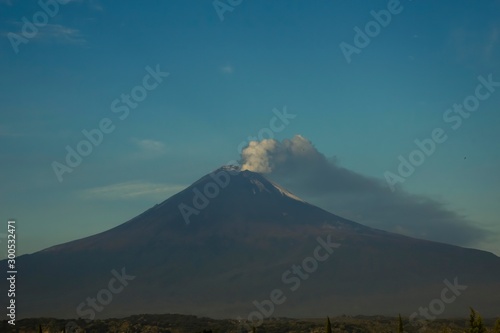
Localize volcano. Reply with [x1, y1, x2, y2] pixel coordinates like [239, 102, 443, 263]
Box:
[8, 166, 500, 320]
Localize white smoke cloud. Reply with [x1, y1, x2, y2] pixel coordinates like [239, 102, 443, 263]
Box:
[238, 135, 490, 249]
[240, 135, 317, 173]
[240, 139, 277, 173]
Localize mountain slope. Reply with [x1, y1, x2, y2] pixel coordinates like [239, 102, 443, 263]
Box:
[7, 166, 500, 320]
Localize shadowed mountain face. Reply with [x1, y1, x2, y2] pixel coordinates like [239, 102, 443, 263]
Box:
[8, 167, 500, 320]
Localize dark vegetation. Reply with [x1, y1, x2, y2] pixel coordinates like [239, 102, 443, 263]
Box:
[3, 308, 499, 333]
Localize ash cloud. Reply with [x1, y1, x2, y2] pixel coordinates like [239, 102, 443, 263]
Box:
[240, 135, 488, 247]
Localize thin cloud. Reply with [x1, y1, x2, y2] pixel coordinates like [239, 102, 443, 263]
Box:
[3, 23, 86, 45]
[447, 24, 500, 69]
[484, 25, 499, 63]
[240, 135, 490, 248]
[81, 181, 186, 201]
[36, 24, 86, 44]
[130, 138, 167, 158]
[221, 65, 234, 74]
[85, 0, 103, 11]
[0, 127, 23, 138]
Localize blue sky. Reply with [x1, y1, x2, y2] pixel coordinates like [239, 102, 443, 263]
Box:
[1, 0, 499, 256]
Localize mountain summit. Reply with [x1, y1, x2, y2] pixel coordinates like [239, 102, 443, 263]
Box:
[7, 167, 500, 320]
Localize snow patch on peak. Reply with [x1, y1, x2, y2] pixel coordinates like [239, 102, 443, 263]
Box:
[269, 180, 305, 203]
[219, 165, 241, 172]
